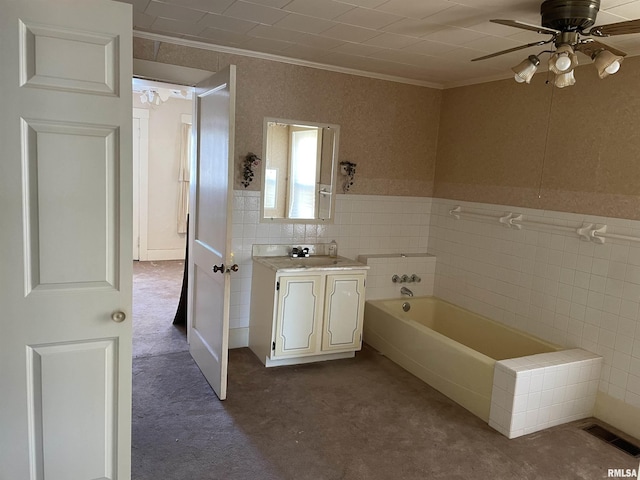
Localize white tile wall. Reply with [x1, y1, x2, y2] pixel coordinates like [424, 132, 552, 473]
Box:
[430, 198, 640, 415]
[357, 253, 436, 300]
[231, 192, 639, 422]
[230, 191, 432, 331]
[489, 349, 602, 439]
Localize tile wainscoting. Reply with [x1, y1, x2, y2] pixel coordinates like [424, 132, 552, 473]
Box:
[430, 198, 640, 439]
[357, 253, 435, 301]
[229, 191, 432, 347]
[226, 190, 639, 439]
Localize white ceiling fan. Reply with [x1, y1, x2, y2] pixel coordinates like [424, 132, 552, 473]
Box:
[472, 0, 640, 87]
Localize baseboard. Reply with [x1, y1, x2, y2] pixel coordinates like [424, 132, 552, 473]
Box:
[595, 391, 640, 441]
[229, 327, 248, 349]
[145, 249, 186, 261]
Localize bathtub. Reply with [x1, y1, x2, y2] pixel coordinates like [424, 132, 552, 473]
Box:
[363, 296, 561, 422]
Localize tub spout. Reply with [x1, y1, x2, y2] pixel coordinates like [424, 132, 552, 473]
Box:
[401, 286, 414, 297]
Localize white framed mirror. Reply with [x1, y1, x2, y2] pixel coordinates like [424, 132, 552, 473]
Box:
[261, 118, 339, 223]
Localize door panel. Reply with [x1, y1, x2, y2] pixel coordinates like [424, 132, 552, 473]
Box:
[0, 1, 132, 478]
[188, 66, 236, 401]
[19, 20, 118, 95]
[22, 120, 118, 290]
[322, 274, 366, 351]
[27, 339, 117, 480]
[275, 276, 322, 357]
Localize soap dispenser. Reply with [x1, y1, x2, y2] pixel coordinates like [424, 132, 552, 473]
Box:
[329, 240, 338, 258]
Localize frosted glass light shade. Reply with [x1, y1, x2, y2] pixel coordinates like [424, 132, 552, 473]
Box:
[593, 50, 624, 79]
[554, 70, 576, 88]
[606, 61, 621, 75]
[512, 55, 540, 84]
[549, 45, 578, 74]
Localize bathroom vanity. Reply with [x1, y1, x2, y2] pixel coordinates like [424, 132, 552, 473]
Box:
[249, 247, 368, 367]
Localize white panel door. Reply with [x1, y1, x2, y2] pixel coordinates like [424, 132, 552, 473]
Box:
[188, 66, 236, 400]
[0, 1, 133, 479]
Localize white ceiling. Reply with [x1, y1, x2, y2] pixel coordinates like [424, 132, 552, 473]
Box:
[123, 0, 640, 87]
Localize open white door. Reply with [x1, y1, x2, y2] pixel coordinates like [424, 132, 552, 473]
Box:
[187, 66, 237, 400]
[0, 1, 133, 479]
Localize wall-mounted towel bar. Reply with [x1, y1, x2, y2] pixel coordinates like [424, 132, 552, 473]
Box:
[449, 206, 640, 245]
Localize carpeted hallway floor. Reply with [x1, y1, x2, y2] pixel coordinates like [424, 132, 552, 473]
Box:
[132, 260, 639, 480]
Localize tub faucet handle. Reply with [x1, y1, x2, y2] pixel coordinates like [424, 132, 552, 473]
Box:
[392, 275, 400, 283]
[410, 274, 421, 283]
[401, 274, 409, 283]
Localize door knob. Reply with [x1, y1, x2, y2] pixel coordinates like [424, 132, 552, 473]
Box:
[111, 311, 126, 323]
[212, 264, 225, 274]
[226, 264, 239, 273]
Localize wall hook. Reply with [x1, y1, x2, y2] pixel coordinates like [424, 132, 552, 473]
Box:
[499, 213, 523, 230]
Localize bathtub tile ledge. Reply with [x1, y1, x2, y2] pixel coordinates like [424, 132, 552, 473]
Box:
[490, 348, 603, 439]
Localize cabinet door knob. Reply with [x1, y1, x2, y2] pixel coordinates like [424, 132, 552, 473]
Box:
[111, 311, 126, 323]
[212, 264, 225, 274]
[226, 264, 239, 273]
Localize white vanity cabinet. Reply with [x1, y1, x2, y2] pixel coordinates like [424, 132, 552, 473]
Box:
[249, 257, 367, 367]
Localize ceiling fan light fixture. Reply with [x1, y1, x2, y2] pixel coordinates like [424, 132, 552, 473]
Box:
[512, 55, 541, 84]
[592, 49, 624, 79]
[554, 69, 576, 88]
[549, 44, 578, 74]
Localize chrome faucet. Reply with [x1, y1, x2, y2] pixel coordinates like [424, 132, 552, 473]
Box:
[401, 286, 414, 297]
[290, 247, 310, 258]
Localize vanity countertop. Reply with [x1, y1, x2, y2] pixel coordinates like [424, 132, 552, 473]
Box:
[253, 255, 369, 273]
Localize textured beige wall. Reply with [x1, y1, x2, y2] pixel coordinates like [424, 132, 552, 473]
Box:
[435, 55, 640, 219]
[134, 38, 442, 196]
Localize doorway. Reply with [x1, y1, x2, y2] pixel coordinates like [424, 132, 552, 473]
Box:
[132, 78, 193, 263]
[131, 78, 194, 358]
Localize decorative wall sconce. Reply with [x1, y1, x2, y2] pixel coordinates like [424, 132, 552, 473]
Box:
[241, 152, 261, 188]
[339, 161, 356, 193]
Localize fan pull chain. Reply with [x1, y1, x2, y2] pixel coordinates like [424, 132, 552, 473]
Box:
[538, 74, 556, 199]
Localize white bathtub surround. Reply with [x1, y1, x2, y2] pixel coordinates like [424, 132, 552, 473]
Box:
[358, 253, 436, 300]
[229, 191, 432, 344]
[430, 198, 640, 439]
[489, 349, 602, 439]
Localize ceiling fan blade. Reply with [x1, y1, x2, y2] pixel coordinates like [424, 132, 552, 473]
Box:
[490, 19, 560, 36]
[471, 40, 551, 61]
[576, 39, 627, 58]
[589, 18, 640, 37]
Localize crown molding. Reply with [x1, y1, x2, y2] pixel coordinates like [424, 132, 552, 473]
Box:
[133, 30, 444, 90]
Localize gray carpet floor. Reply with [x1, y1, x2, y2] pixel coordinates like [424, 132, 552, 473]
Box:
[132, 261, 639, 480]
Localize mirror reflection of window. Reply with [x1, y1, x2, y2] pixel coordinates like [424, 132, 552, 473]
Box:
[288, 127, 319, 219]
[264, 168, 278, 209]
[262, 118, 339, 223]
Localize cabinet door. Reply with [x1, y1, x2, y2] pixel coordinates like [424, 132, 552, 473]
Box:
[274, 275, 322, 357]
[322, 274, 366, 352]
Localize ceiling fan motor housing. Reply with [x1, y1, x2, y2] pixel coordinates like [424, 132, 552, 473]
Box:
[541, 0, 600, 31]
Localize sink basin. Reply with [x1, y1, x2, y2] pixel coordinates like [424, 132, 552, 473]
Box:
[287, 256, 342, 268]
[253, 254, 368, 272]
